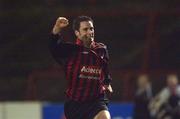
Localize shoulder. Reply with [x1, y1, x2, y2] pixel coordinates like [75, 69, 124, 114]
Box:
[91, 42, 107, 49]
[176, 85, 180, 96]
[159, 88, 170, 97]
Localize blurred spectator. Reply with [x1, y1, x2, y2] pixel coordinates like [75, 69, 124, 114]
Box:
[133, 74, 153, 119]
[149, 74, 180, 119]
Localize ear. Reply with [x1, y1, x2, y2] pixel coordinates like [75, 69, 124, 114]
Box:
[75, 30, 79, 37]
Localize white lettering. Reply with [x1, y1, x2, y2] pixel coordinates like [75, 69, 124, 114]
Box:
[79, 74, 99, 80]
[80, 66, 101, 74]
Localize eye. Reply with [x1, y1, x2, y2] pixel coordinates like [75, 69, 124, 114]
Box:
[90, 27, 94, 31]
[83, 28, 88, 31]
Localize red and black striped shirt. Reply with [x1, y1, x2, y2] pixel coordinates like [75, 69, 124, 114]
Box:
[49, 34, 112, 102]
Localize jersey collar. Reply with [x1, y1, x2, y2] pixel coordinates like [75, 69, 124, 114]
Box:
[76, 39, 83, 46]
[76, 39, 96, 49]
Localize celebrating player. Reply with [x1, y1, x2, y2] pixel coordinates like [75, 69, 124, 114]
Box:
[49, 16, 113, 119]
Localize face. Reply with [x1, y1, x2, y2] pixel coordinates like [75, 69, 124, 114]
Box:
[137, 75, 149, 88]
[167, 74, 178, 88]
[75, 21, 94, 46]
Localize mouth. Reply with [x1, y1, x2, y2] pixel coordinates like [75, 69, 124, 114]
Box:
[89, 35, 94, 40]
[84, 35, 94, 40]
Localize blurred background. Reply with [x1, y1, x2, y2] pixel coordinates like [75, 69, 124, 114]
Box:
[1, 0, 180, 119]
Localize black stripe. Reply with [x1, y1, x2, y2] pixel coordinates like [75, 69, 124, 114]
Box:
[65, 57, 74, 80]
[65, 50, 79, 98]
[80, 79, 88, 101]
[85, 52, 97, 100]
[72, 49, 84, 99]
[78, 49, 90, 101]
[93, 53, 101, 98]
[87, 79, 95, 100]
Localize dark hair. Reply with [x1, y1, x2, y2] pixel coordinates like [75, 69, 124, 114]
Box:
[73, 16, 93, 31]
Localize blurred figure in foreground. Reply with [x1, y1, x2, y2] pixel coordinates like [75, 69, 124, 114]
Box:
[149, 74, 180, 119]
[133, 74, 153, 119]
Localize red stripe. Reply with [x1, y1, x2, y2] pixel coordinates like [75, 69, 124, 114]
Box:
[81, 53, 93, 101]
[76, 54, 88, 101]
[75, 78, 84, 101]
[69, 51, 82, 99]
[82, 79, 92, 101]
[93, 54, 101, 98]
[66, 56, 76, 96]
[66, 57, 74, 80]
[92, 80, 98, 97]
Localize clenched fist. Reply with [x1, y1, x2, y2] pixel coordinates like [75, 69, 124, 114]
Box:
[52, 17, 69, 34]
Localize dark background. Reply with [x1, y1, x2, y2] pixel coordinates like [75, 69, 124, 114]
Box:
[1, 0, 180, 101]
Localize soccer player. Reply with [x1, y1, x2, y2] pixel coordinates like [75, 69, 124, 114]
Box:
[49, 16, 113, 119]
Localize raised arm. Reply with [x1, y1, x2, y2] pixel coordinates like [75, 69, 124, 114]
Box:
[49, 17, 79, 60]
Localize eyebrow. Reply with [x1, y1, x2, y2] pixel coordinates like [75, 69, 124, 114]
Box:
[83, 27, 94, 30]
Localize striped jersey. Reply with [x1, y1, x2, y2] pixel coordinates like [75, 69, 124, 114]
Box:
[49, 34, 112, 102]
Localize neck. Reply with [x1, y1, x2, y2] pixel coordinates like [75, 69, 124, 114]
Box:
[76, 38, 91, 48]
[81, 39, 92, 48]
[76, 38, 94, 48]
[83, 42, 91, 48]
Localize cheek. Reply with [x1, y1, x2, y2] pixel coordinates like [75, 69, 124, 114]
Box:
[80, 32, 87, 36]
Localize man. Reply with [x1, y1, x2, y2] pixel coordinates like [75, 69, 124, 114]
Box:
[149, 74, 180, 119]
[133, 74, 153, 119]
[49, 16, 113, 119]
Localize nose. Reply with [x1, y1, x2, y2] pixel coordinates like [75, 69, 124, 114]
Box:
[87, 29, 93, 35]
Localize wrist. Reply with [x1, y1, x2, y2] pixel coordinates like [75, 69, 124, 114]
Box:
[52, 26, 62, 35]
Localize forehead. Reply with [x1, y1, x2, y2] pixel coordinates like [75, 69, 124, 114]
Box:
[79, 21, 93, 28]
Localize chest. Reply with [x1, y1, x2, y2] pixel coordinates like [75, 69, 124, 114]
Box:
[78, 48, 105, 65]
[65, 48, 106, 72]
[65, 48, 106, 79]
